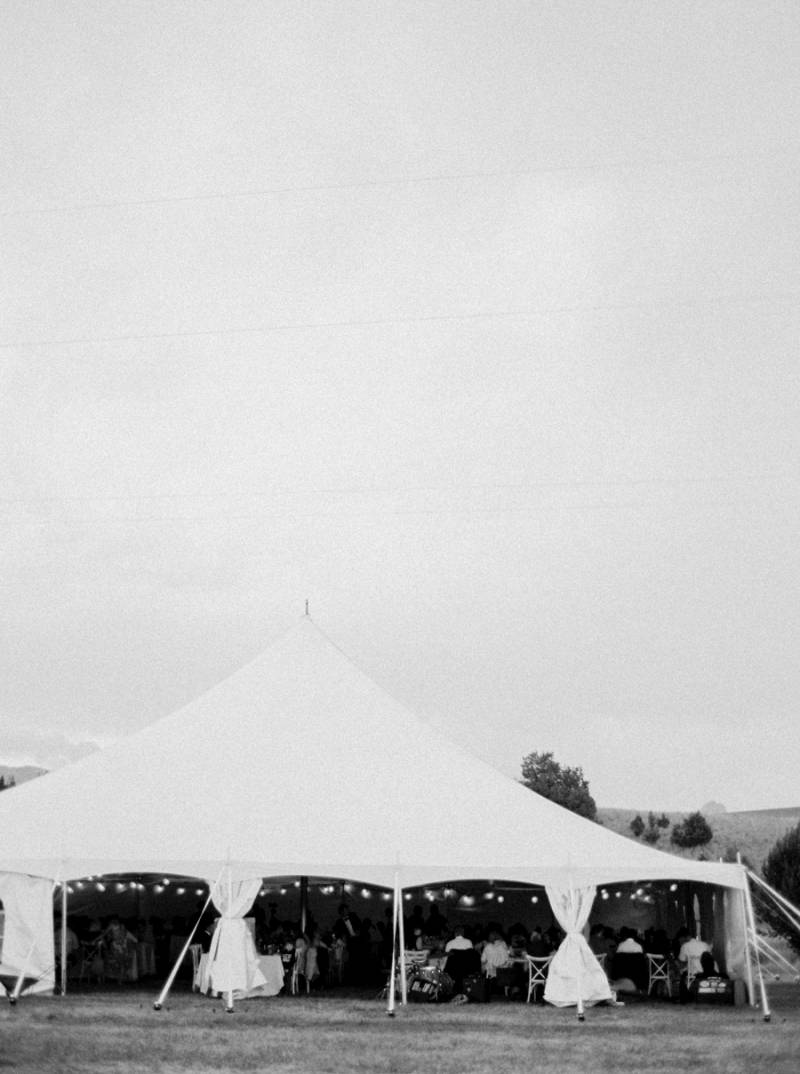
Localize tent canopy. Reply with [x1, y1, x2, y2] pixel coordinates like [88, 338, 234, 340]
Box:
[0, 616, 745, 892]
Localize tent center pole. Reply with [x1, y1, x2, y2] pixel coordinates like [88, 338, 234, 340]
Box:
[300, 876, 308, 935]
[60, 881, 68, 996]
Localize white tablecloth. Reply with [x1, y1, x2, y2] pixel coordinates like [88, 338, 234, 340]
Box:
[236, 954, 284, 998]
[198, 952, 284, 999]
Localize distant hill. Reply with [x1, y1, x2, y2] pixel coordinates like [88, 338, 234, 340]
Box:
[0, 764, 48, 787]
[599, 806, 800, 872]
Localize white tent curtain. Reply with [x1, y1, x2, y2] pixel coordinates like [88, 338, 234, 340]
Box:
[544, 881, 612, 1008]
[0, 874, 55, 995]
[206, 874, 266, 995]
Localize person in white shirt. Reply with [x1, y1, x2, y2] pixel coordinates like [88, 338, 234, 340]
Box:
[481, 930, 511, 979]
[444, 926, 473, 953]
[615, 927, 644, 954]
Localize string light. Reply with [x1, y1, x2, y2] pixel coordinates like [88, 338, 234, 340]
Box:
[176, 887, 186, 896]
[530, 895, 539, 904]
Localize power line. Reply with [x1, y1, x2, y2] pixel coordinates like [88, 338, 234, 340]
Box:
[0, 472, 784, 507]
[1, 150, 790, 219]
[1, 292, 797, 352]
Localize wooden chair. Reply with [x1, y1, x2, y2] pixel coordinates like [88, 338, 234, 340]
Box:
[525, 955, 553, 1004]
[646, 953, 671, 997]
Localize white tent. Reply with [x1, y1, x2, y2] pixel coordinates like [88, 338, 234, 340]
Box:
[0, 616, 756, 1008]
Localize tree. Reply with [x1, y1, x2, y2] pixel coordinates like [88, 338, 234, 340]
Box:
[629, 814, 645, 838]
[671, 811, 713, 849]
[520, 751, 597, 821]
[761, 822, 800, 957]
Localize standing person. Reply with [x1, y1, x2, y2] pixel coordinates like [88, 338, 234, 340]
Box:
[333, 904, 364, 983]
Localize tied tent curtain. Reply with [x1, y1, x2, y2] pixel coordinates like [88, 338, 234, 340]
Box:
[206, 874, 266, 995]
[0, 874, 55, 995]
[544, 881, 612, 1008]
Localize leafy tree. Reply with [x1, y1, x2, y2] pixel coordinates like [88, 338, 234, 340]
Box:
[671, 811, 713, 849]
[656, 812, 671, 829]
[761, 822, 800, 957]
[520, 751, 597, 821]
[629, 814, 645, 838]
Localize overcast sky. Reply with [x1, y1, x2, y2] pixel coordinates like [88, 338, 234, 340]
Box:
[2, 1, 798, 811]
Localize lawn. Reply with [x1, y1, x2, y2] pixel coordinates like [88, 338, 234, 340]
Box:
[1, 985, 798, 1074]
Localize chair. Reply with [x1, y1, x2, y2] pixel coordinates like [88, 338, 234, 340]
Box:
[525, 955, 553, 1004]
[646, 953, 671, 997]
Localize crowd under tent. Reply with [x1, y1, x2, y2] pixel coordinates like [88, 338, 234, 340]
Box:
[0, 615, 767, 1015]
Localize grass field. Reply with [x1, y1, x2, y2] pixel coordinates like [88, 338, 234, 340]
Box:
[1, 984, 798, 1074]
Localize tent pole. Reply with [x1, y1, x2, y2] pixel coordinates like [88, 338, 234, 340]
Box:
[736, 857, 755, 1007]
[60, 881, 68, 996]
[154, 886, 216, 1011]
[386, 872, 400, 1016]
[742, 871, 771, 1022]
[740, 887, 756, 1008]
[572, 880, 585, 1022]
[226, 866, 234, 1014]
[300, 876, 308, 935]
[397, 881, 407, 1006]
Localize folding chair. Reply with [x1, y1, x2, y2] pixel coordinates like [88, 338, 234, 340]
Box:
[525, 955, 553, 1003]
[646, 953, 671, 997]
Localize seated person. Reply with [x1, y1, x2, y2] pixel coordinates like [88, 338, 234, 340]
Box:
[645, 928, 671, 957]
[443, 929, 481, 993]
[610, 928, 648, 991]
[527, 926, 551, 958]
[678, 934, 711, 968]
[481, 929, 512, 991]
[615, 927, 644, 954]
[444, 926, 473, 953]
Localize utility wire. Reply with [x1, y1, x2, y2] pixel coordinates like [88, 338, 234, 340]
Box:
[1, 292, 797, 352]
[0, 149, 791, 219]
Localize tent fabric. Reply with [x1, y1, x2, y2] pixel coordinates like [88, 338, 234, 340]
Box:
[0, 874, 54, 995]
[206, 874, 265, 996]
[0, 616, 746, 893]
[543, 882, 612, 1008]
